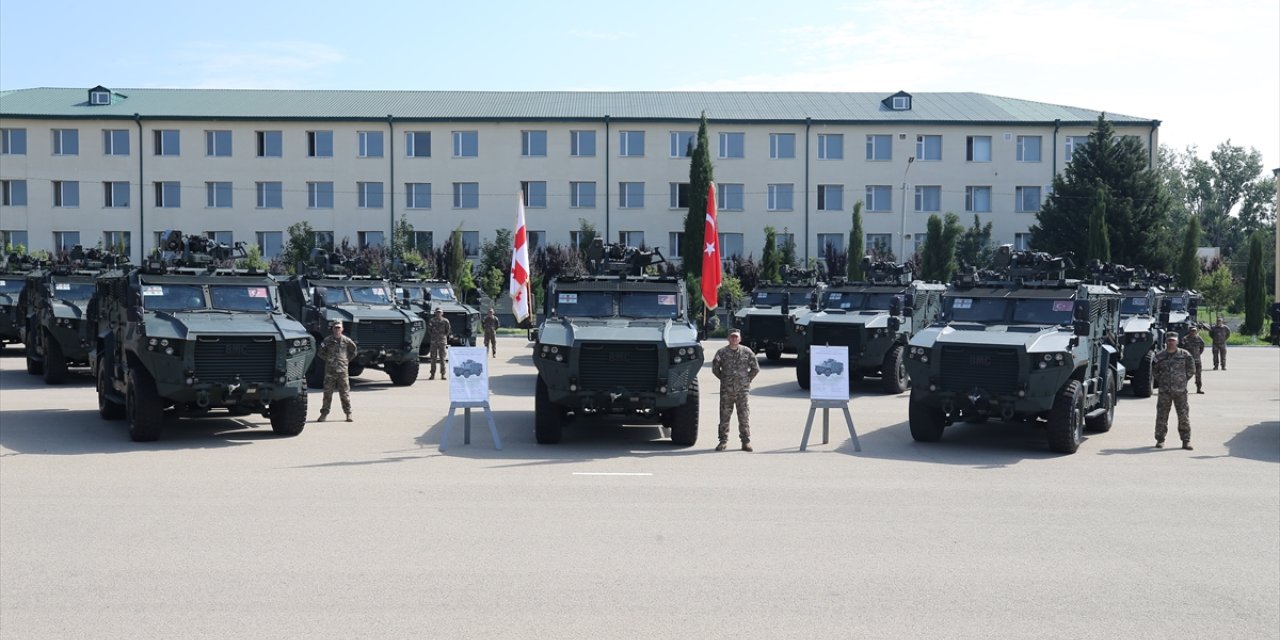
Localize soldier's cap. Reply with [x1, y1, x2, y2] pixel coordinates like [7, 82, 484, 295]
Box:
[434, 308, 444, 314]
[1165, 333, 1179, 342]
[728, 328, 742, 337]
[329, 319, 344, 327]
[1188, 325, 1198, 332]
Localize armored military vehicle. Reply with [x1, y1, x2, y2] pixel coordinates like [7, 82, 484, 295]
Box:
[531, 244, 702, 446]
[793, 259, 945, 393]
[0, 253, 37, 349]
[1089, 262, 1169, 397]
[1161, 288, 1201, 340]
[393, 278, 481, 351]
[92, 234, 315, 441]
[904, 247, 1123, 454]
[278, 250, 425, 388]
[453, 359, 483, 378]
[20, 248, 125, 384]
[734, 267, 823, 362]
[814, 359, 843, 377]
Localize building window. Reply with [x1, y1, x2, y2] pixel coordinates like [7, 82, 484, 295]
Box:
[719, 132, 745, 159]
[104, 181, 130, 208]
[669, 131, 695, 158]
[307, 182, 334, 209]
[53, 181, 79, 207]
[865, 185, 892, 212]
[718, 183, 744, 211]
[461, 231, 480, 258]
[256, 130, 282, 157]
[1, 180, 28, 206]
[53, 231, 80, 253]
[205, 130, 232, 157]
[914, 185, 941, 212]
[618, 182, 644, 208]
[256, 182, 282, 209]
[1016, 186, 1042, 212]
[892, 96, 911, 110]
[866, 134, 892, 161]
[966, 135, 991, 162]
[669, 182, 690, 209]
[1016, 135, 1042, 162]
[817, 133, 843, 160]
[205, 231, 234, 247]
[102, 232, 130, 258]
[528, 230, 546, 255]
[916, 135, 942, 161]
[307, 130, 333, 157]
[521, 130, 547, 157]
[453, 182, 479, 209]
[570, 130, 596, 157]
[913, 235, 927, 258]
[357, 182, 384, 208]
[1, 230, 30, 250]
[103, 129, 129, 156]
[452, 131, 478, 158]
[53, 129, 79, 156]
[154, 182, 180, 208]
[777, 233, 795, 256]
[412, 231, 433, 254]
[206, 182, 233, 208]
[769, 133, 796, 159]
[866, 233, 893, 254]
[768, 184, 794, 211]
[257, 231, 283, 258]
[1014, 233, 1032, 251]
[1065, 136, 1089, 162]
[405, 131, 431, 157]
[358, 231, 385, 248]
[817, 185, 843, 212]
[817, 233, 844, 254]
[522, 181, 547, 208]
[618, 131, 644, 157]
[154, 129, 180, 156]
[570, 182, 596, 208]
[668, 231, 684, 259]
[356, 131, 384, 158]
[965, 186, 992, 213]
[406, 183, 432, 209]
[314, 231, 335, 252]
[1, 128, 26, 155]
[719, 233, 744, 260]
[618, 231, 645, 247]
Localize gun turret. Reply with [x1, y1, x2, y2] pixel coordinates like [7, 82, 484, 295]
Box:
[587, 242, 666, 277]
[969, 244, 1074, 287]
[147, 231, 246, 273]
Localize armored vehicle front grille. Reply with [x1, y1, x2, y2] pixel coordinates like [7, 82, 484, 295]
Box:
[747, 315, 786, 340]
[578, 343, 659, 391]
[939, 346, 1020, 395]
[195, 336, 276, 383]
[353, 320, 404, 351]
[446, 312, 470, 335]
[810, 322, 861, 350]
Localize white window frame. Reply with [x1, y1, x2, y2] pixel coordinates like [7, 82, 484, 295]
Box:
[521, 181, 547, 208]
[570, 181, 596, 208]
[767, 184, 794, 212]
[816, 233, 844, 254]
[570, 130, 596, 157]
[669, 131, 695, 158]
[1065, 136, 1089, 162]
[154, 129, 180, 156]
[865, 134, 892, 161]
[1016, 186, 1042, 212]
[965, 186, 992, 213]
[866, 233, 893, 254]
[256, 182, 283, 209]
[618, 131, 645, 157]
[205, 130, 232, 157]
[718, 132, 744, 159]
[817, 184, 843, 212]
[521, 130, 547, 158]
[405, 183, 431, 209]
[1, 128, 27, 155]
[892, 96, 910, 110]
[1016, 135, 1042, 163]
[618, 182, 644, 208]
[817, 133, 844, 160]
[52, 128, 79, 156]
[206, 181, 233, 208]
[307, 130, 333, 158]
[452, 131, 478, 158]
[257, 231, 284, 258]
[53, 181, 79, 208]
[307, 181, 334, 209]
[1014, 233, 1032, 251]
[915, 135, 942, 161]
[452, 182, 479, 209]
[405, 131, 431, 158]
[669, 182, 690, 209]
[966, 135, 991, 162]
[357, 182, 384, 209]
[769, 133, 796, 159]
[103, 129, 129, 156]
[718, 232, 744, 260]
[914, 185, 941, 213]
[865, 185, 892, 212]
[104, 181, 130, 208]
[256, 130, 283, 158]
[103, 231, 130, 254]
[358, 131, 384, 158]
[1, 180, 28, 207]
[618, 231, 645, 247]
[154, 181, 180, 208]
[717, 183, 744, 211]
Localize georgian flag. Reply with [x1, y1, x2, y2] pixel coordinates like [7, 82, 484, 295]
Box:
[701, 183, 721, 311]
[510, 192, 531, 323]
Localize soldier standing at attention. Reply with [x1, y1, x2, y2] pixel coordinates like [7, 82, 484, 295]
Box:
[1152, 333, 1196, 450]
[317, 319, 357, 422]
[427, 308, 451, 380]
[1209, 317, 1231, 370]
[711, 328, 760, 452]
[482, 308, 500, 356]
[1182, 325, 1206, 393]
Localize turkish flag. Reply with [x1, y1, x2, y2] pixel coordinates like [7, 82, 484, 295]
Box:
[701, 182, 721, 311]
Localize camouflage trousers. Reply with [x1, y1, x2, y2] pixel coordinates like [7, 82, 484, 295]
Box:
[483, 331, 497, 355]
[1212, 345, 1227, 369]
[321, 371, 351, 416]
[718, 390, 751, 443]
[428, 342, 447, 376]
[1193, 358, 1203, 390]
[1155, 392, 1191, 443]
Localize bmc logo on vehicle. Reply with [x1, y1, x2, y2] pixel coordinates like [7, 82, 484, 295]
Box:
[968, 355, 991, 367]
[608, 352, 629, 364]
[225, 344, 247, 356]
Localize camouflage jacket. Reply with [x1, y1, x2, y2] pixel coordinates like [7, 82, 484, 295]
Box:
[318, 334, 358, 373]
[482, 315, 499, 334]
[1152, 348, 1196, 394]
[1208, 325, 1231, 345]
[1182, 333, 1205, 358]
[427, 316, 451, 345]
[711, 344, 760, 395]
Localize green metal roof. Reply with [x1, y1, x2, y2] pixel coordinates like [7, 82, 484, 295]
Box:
[0, 87, 1156, 126]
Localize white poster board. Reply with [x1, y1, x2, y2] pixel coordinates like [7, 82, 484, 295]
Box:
[447, 346, 489, 403]
[809, 345, 850, 401]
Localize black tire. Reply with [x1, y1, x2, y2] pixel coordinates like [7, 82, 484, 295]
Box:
[795, 352, 811, 390]
[305, 357, 325, 389]
[908, 394, 945, 442]
[42, 331, 68, 384]
[1047, 380, 1085, 453]
[389, 359, 419, 386]
[534, 375, 563, 444]
[1131, 350, 1154, 398]
[25, 333, 43, 375]
[270, 393, 308, 436]
[880, 344, 909, 394]
[667, 378, 700, 446]
[764, 345, 782, 362]
[1086, 374, 1116, 433]
[97, 363, 125, 420]
[347, 363, 365, 378]
[126, 367, 164, 442]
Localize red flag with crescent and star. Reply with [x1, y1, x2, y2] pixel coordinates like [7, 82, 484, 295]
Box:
[701, 182, 720, 311]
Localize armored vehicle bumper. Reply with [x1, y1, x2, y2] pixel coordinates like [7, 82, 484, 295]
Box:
[0, 305, 22, 343]
[534, 341, 702, 413]
[905, 344, 1074, 419]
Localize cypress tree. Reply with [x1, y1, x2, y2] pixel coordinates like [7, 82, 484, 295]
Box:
[448, 226, 468, 290]
[1087, 186, 1111, 263]
[847, 201, 865, 280]
[1177, 216, 1202, 289]
[1243, 232, 1265, 334]
[761, 226, 780, 283]
[683, 111, 714, 279]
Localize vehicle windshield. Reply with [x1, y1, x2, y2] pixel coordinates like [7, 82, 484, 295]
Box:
[210, 284, 276, 312]
[427, 286, 455, 301]
[947, 297, 1009, 323]
[1011, 299, 1075, 324]
[822, 292, 896, 311]
[346, 285, 392, 304]
[51, 280, 95, 300]
[555, 291, 614, 317]
[1120, 296, 1151, 315]
[141, 284, 206, 311]
[1169, 296, 1189, 311]
[753, 290, 809, 306]
[0, 279, 23, 294]
[619, 292, 680, 319]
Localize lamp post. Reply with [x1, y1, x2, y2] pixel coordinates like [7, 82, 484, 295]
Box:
[898, 156, 915, 260]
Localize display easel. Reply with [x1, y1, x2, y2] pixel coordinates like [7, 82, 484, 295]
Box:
[799, 399, 861, 452]
[438, 400, 502, 452]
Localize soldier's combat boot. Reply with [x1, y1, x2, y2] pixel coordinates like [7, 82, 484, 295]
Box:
[345, 414, 353, 423]
[715, 441, 727, 452]
[741, 442, 753, 452]
[1155, 440, 1164, 448]
[428, 373, 435, 380]
[318, 412, 328, 423]
[1196, 388, 1204, 394]
[1182, 442, 1193, 450]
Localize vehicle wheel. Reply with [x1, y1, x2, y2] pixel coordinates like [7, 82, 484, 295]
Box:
[389, 359, 420, 386]
[534, 375, 563, 444]
[764, 346, 782, 362]
[270, 392, 308, 436]
[97, 363, 125, 420]
[1047, 380, 1085, 454]
[347, 363, 365, 378]
[468, 336, 477, 347]
[24, 332, 43, 375]
[1086, 374, 1116, 433]
[1131, 351, 1154, 398]
[126, 367, 164, 442]
[42, 331, 68, 384]
[880, 344, 908, 394]
[908, 394, 945, 442]
[795, 353, 811, 390]
[305, 357, 325, 389]
[667, 378, 700, 446]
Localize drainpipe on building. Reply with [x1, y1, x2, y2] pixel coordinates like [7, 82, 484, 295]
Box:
[1052, 119, 1060, 178]
[1273, 168, 1279, 296]
[603, 115, 610, 243]
[1148, 120, 1161, 168]
[135, 113, 143, 263]
[804, 117, 811, 264]
[387, 114, 395, 254]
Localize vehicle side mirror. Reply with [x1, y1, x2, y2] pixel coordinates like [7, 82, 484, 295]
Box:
[1072, 300, 1090, 323]
[1073, 320, 1090, 337]
[528, 328, 539, 343]
[902, 293, 915, 317]
[888, 316, 901, 332]
[314, 290, 327, 308]
[1159, 312, 1170, 327]
[889, 296, 902, 317]
[1188, 299, 1199, 315]
[1159, 298, 1172, 314]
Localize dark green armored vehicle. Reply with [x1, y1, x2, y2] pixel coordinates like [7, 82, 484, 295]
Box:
[394, 278, 481, 350]
[1161, 289, 1201, 340]
[905, 248, 1123, 454]
[92, 235, 315, 442]
[278, 252, 425, 388]
[1088, 262, 1170, 397]
[532, 245, 703, 446]
[734, 268, 823, 362]
[20, 249, 125, 384]
[0, 254, 37, 349]
[793, 260, 945, 394]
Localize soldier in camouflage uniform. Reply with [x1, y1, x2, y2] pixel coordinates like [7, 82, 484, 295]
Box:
[427, 308, 451, 380]
[1209, 317, 1231, 370]
[317, 319, 358, 422]
[1182, 325, 1206, 393]
[482, 308, 500, 356]
[711, 328, 760, 452]
[1152, 333, 1196, 450]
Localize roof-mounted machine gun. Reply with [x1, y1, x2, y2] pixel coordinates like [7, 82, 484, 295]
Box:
[957, 244, 1075, 288]
[585, 239, 666, 277]
[148, 230, 247, 273]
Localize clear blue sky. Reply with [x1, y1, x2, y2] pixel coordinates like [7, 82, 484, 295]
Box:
[2, 0, 1277, 171]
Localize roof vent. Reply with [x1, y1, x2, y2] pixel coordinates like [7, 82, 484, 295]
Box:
[88, 85, 111, 106]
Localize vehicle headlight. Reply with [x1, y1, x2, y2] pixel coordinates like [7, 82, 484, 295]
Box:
[164, 346, 174, 355]
[1038, 361, 1048, 369]
[149, 338, 158, 346]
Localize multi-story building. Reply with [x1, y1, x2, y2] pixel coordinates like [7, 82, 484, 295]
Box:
[0, 86, 1159, 265]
